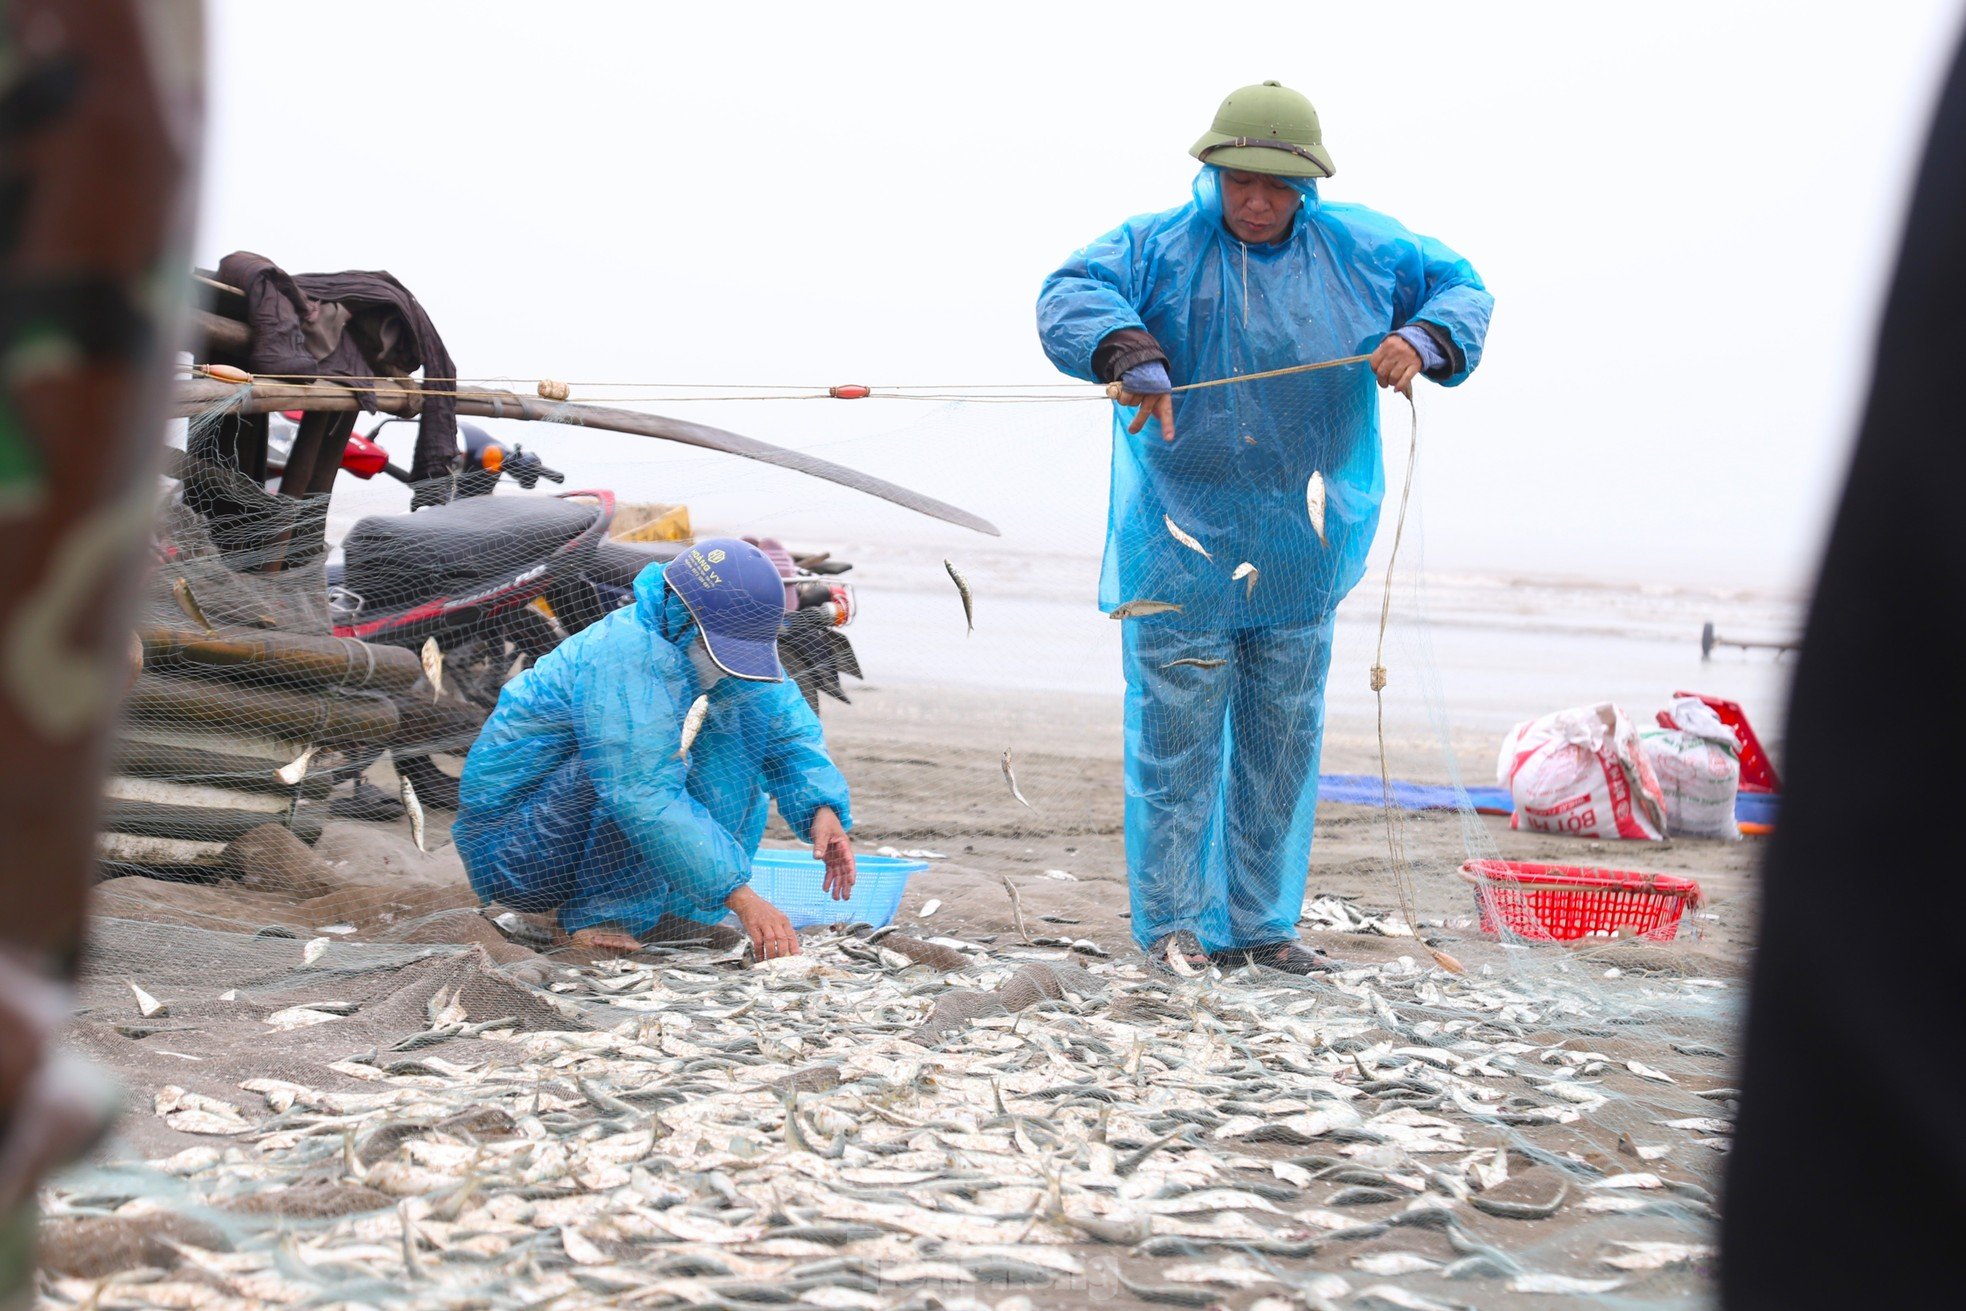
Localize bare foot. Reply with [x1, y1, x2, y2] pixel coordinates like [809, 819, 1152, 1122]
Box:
[567, 927, 641, 954]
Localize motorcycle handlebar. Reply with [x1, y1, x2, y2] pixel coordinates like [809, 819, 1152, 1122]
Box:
[508, 450, 564, 485]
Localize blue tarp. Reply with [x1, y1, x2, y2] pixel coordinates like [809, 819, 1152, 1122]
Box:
[1317, 774, 1780, 827]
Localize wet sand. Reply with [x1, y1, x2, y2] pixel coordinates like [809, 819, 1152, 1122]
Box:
[817, 679, 1764, 969]
[61, 675, 1761, 1310]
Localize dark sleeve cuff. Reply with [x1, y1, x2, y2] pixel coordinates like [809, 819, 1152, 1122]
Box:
[1092, 328, 1169, 384]
[1410, 319, 1463, 379]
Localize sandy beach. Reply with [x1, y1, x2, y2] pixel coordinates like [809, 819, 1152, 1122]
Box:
[57, 583, 1778, 1309]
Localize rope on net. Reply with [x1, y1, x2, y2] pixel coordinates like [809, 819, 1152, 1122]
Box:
[184, 349, 1382, 406]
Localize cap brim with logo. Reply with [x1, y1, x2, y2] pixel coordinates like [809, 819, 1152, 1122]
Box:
[664, 538, 788, 682]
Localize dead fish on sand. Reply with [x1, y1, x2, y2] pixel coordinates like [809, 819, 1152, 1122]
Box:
[274, 745, 319, 786]
[301, 937, 330, 965]
[1470, 1182, 1567, 1220]
[1232, 562, 1258, 597]
[1626, 1060, 1676, 1084]
[1164, 514, 1212, 560]
[401, 776, 427, 853]
[1601, 1241, 1714, 1272]
[130, 982, 168, 1019]
[420, 637, 445, 700]
[943, 560, 974, 634]
[1001, 748, 1033, 809]
[1111, 599, 1183, 620]
[172, 577, 216, 633]
[678, 693, 709, 758]
[1512, 1273, 1623, 1296]
[1164, 937, 1205, 978]
[1160, 658, 1226, 671]
[1306, 471, 1328, 545]
[1618, 1133, 1670, 1162]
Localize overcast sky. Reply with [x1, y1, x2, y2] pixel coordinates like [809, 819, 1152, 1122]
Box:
[199, 0, 1963, 593]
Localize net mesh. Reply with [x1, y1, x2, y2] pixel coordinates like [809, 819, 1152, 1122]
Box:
[41, 372, 1786, 1309]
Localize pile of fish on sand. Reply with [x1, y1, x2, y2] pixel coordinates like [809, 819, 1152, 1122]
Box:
[41, 926, 1732, 1311]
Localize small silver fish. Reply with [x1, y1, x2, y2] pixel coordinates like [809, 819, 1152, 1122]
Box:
[275, 745, 318, 787]
[1510, 1274, 1624, 1296]
[677, 693, 709, 758]
[1617, 1133, 1670, 1162]
[1165, 937, 1204, 978]
[1163, 514, 1212, 559]
[1001, 748, 1033, 809]
[943, 559, 974, 635]
[420, 637, 444, 701]
[130, 981, 168, 1018]
[1160, 658, 1226, 670]
[1306, 471, 1328, 545]
[401, 776, 427, 853]
[918, 899, 941, 919]
[1110, 599, 1183, 620]
[172, 577, 215, 633]
[1232, 562, 1258, 597]
[1602, 1242, 1715, 1272]
[301, 937, 330, 966]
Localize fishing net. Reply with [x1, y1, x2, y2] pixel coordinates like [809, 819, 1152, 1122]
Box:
[41, 363, 1786, 1310]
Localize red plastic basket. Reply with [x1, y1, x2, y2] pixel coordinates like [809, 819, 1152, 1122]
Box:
[1457, 859, 1704, 942]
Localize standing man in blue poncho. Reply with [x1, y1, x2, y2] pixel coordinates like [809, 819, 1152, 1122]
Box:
[455, 539, 856, 959]
[1036, 81, 1492, 975]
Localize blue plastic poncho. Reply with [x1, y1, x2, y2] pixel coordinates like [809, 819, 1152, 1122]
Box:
[1036, 167, 1491, 954]
[454, 562, 851, 937]
[1038, 167, 1491, 627]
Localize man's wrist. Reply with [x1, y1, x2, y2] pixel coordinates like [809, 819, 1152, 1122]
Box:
[724, 885, 761, 911]
[1394, 322, 1453, 374]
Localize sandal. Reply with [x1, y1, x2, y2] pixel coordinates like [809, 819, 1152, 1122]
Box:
[1149, 929, 1212, 978]
[1215, 940, 1339, 975]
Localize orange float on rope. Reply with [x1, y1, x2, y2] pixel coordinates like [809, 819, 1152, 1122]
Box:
[828, 384, 870, 399]
[201, 363, 252, 384]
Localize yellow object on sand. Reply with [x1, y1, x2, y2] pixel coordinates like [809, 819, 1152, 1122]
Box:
[612, 502, 692, 543]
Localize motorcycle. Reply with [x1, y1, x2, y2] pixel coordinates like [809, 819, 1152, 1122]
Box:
[318, 417, 863, 709]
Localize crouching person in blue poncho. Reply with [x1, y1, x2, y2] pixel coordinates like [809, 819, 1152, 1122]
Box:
[1036, 81, 1492, 976]
[455, 539, 856, 959]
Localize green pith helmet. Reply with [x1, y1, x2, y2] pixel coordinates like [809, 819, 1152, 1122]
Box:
[1189, 80, 1334, 179]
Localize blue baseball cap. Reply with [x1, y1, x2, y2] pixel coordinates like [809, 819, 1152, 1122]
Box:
[663, 538, 787, 681]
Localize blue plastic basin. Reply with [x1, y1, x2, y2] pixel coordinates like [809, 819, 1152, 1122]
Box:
[749, 847, 928, 929]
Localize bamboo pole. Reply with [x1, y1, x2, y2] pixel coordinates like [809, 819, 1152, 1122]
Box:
[126, 673, 400, 745]
[100, 799, 324, 845]
[112, 740, 338, 800]
[137, 623, 423, 693]
[392, 698, 489, 754]
[170, 375, 1002, 537]
[189, 307, 248, 355]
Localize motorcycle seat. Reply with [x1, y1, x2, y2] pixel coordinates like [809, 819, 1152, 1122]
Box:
[342, 495, 599, 611]
[589, 535, 686, 589]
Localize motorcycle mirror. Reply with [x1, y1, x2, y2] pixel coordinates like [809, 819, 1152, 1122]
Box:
[340, 434, 390, 479]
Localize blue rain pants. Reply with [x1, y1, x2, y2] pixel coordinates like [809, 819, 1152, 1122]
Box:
[1123, 616, 1335, 952]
